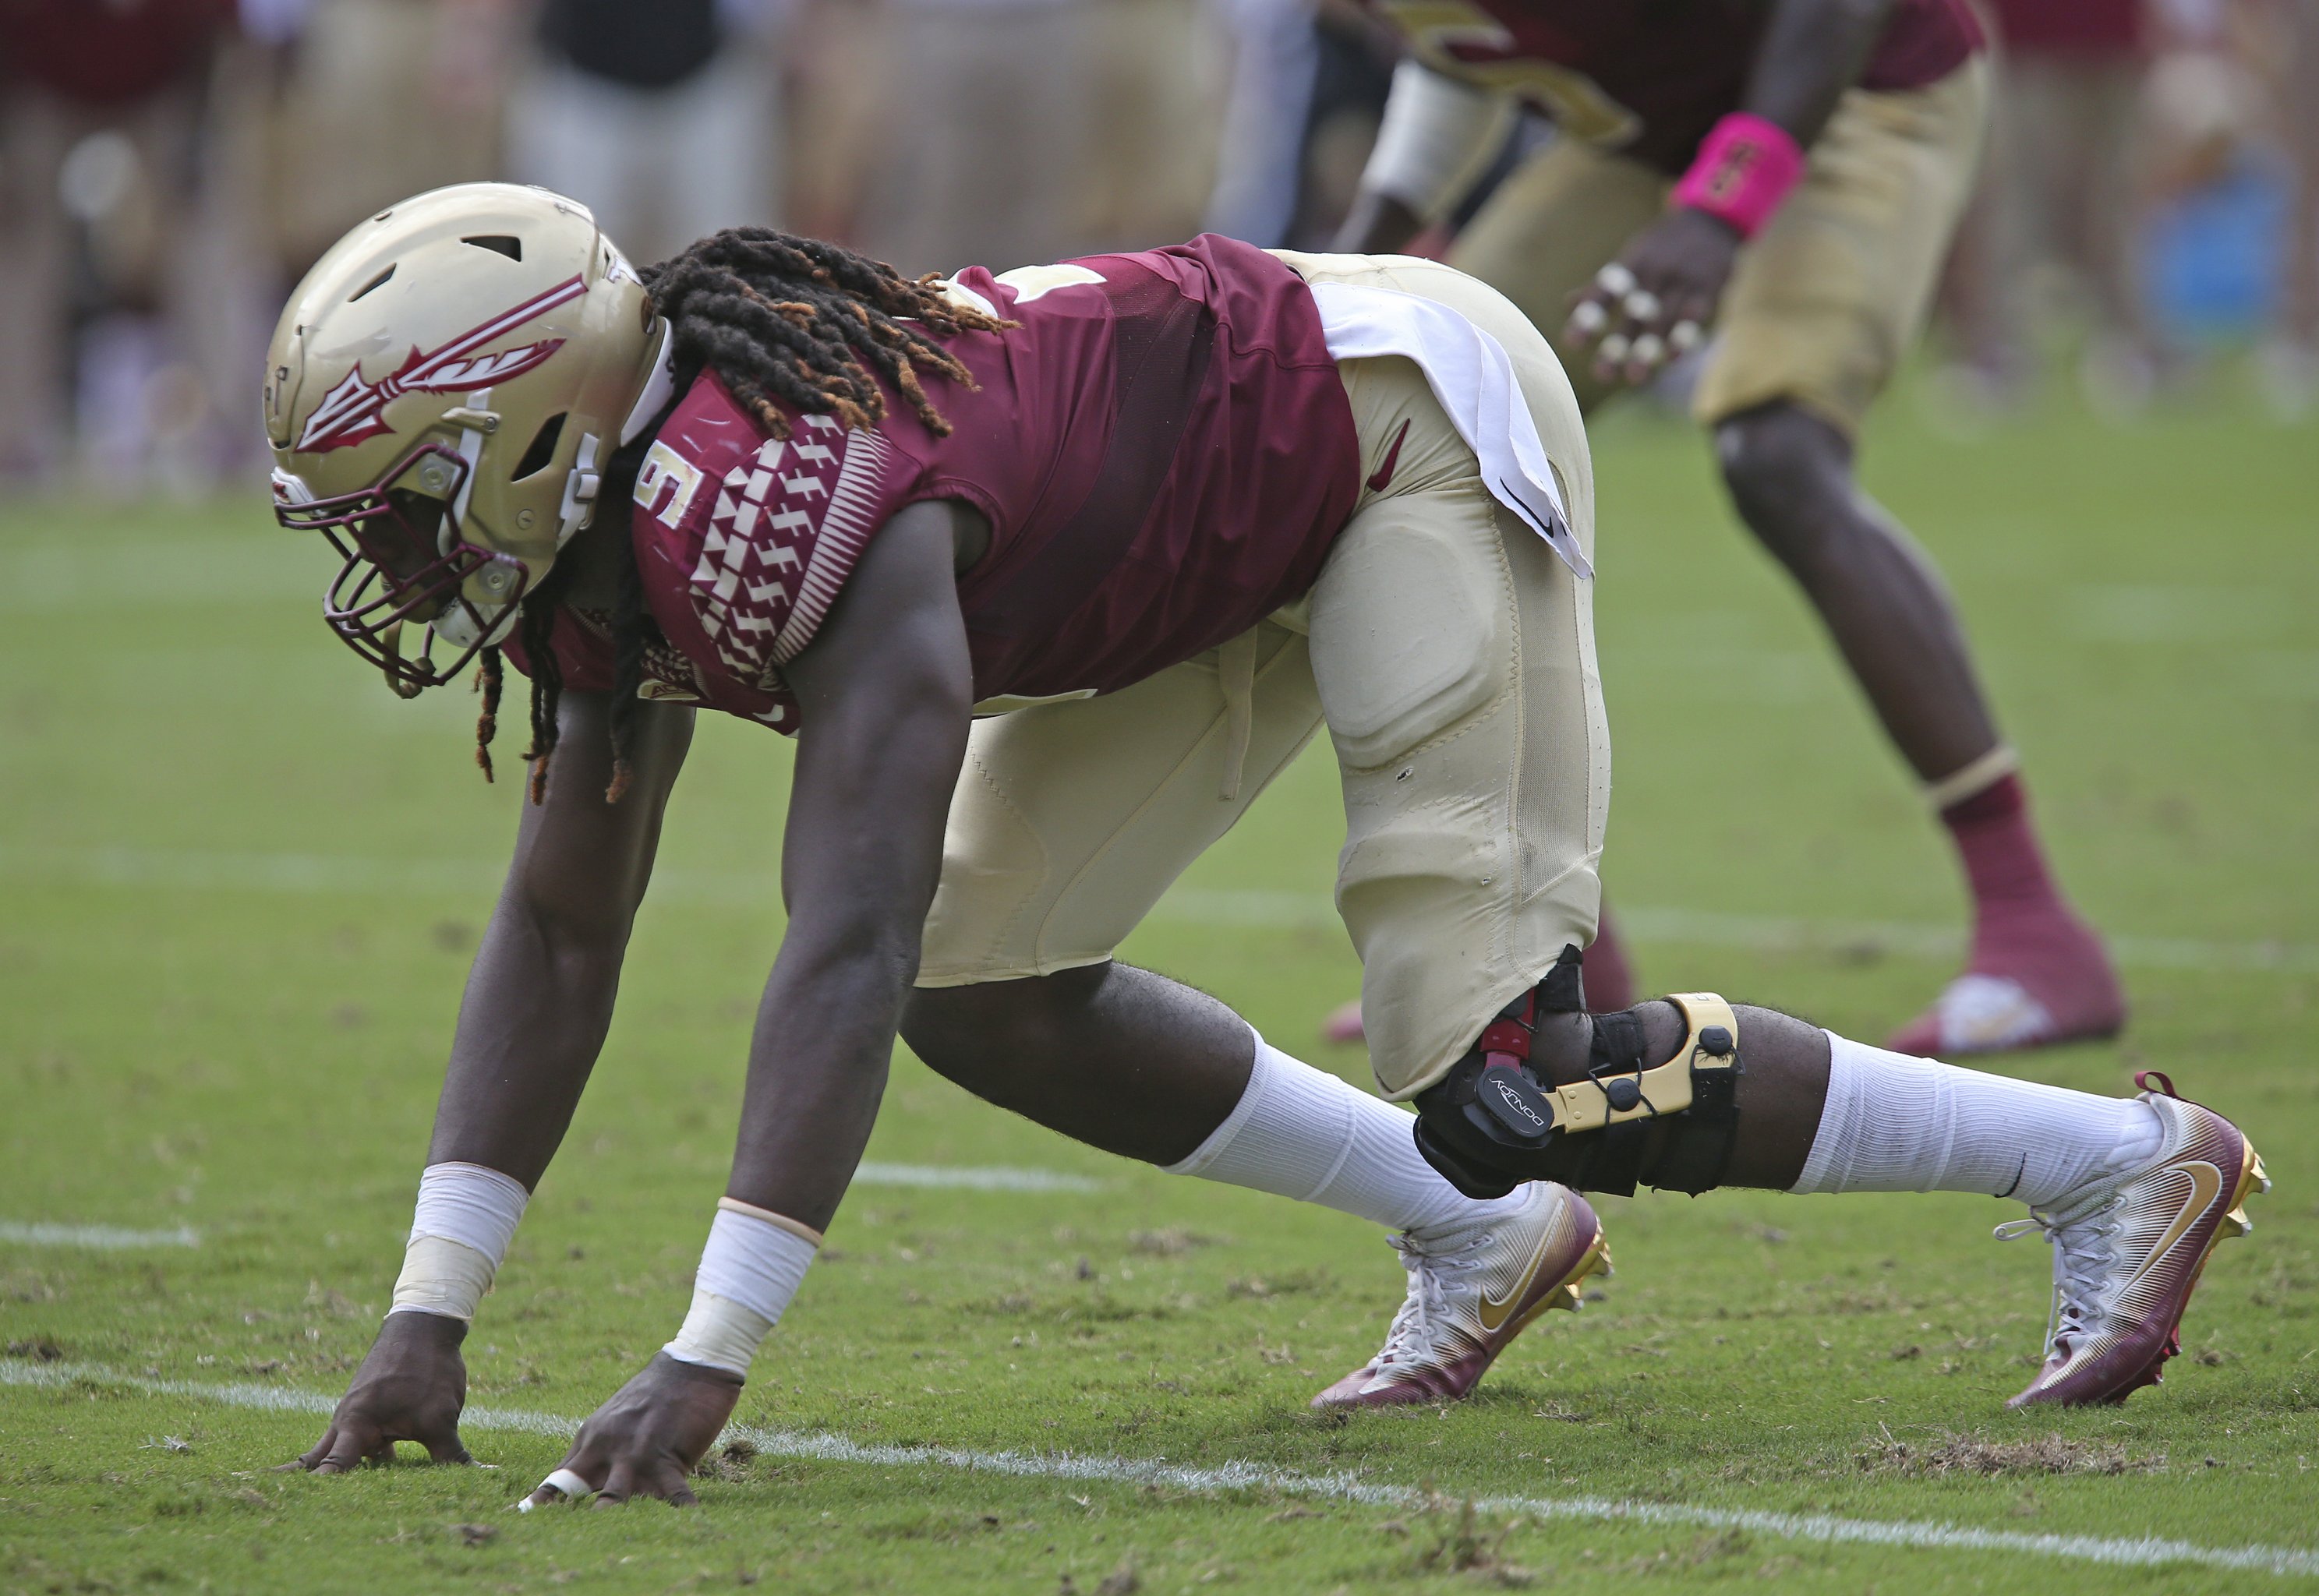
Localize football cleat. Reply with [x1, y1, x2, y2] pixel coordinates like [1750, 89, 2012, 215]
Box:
[1311, 1181, 1609, 1410]
[1998, 1074, 2266, 1408]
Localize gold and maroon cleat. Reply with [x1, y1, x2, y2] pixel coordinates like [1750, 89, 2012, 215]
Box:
[2000, 1073, 2266, 1409]
[1311, 1181, 1610, 1410]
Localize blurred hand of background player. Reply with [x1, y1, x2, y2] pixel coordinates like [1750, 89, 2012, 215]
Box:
[1563, 207, 1744, 387]
[520, 1355, 744, 1509]
[284, 1311, 475, 1473]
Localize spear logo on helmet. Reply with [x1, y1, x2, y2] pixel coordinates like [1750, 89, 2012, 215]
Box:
[295, 274, 591, 453]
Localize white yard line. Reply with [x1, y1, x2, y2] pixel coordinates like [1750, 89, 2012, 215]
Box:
[0, 1222, 200, 1250]
[2, 1360, 2314, 1577]
[853, 1163, 1101, 1193]
[7, 844, 2313, 975]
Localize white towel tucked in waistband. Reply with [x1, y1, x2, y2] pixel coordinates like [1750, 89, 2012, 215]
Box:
[1307, 281, 1591, 582]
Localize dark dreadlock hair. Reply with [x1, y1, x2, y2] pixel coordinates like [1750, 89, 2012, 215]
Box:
[472, 227, 1015, 805]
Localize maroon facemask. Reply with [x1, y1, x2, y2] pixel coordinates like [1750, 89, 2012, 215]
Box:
[274, 442, 529, 695]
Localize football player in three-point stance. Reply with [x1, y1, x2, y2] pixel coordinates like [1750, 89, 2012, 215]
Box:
[268, 185, 2260, 1506]
[1330, 0, 2124, 1058]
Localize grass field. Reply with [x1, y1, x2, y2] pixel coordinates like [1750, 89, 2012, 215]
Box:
[4, 369, 2316, 1594]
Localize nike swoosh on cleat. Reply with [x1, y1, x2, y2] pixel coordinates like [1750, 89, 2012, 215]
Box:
[1476, 1231, 1558, 1333]
[1366, 419, 1412, 493]
[2128, 1160, 2224, 1287]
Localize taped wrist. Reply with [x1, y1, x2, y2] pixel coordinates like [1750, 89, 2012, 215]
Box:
[389, 1162, 529, 1322]
[1413, 951, 1743, 1199]
[662, 1199, 821, 1378]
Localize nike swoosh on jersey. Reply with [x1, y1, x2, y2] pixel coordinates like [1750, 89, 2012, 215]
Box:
[1366, 418, 1412, 493]
[1476, 1228, 1557, 1333]
[2129, 1160, 2224, 1287]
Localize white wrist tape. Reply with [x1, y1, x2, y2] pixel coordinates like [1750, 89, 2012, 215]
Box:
[663, 1199, 821, 1377]
[1362, 59, 1507, 219]
[388, 1162, 529, 1322]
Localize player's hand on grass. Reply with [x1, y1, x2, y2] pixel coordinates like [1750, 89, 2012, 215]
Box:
[519, 1354, 743, 1510]
[287, 1309, 474, 1473]
[1563, 207, 1743, 388]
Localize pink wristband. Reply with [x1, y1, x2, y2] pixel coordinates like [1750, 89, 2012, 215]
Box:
[1671, 113, 1805, 238]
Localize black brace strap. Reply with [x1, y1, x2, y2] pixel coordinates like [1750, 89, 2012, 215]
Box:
[1412, 972, 1744, 1199]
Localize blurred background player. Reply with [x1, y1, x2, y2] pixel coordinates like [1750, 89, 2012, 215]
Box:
[0, 0, 252, 489]
[1327, 0, 2124, 1058]
[9, 0, 2311, 493]
[507, 0, 790, 267]
[1938, 0, 2166, 411]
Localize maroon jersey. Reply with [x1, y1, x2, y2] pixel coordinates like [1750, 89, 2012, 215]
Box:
[511, 235, 1361, 733]
[1373, 0, 1983, 174]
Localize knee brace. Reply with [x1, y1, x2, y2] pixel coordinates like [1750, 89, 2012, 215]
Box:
[1412, 947, 1743, 1199]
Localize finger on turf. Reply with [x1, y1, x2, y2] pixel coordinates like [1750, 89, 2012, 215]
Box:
[592, 1460, 639, 1507]
[424, 1432, 476, 1466]
[287, 1425, 341, 1472]
[519, 1484, 585, 1509]
[520, 1447, 604, 1509]
[642, 1459, 699, 1507]
[312, 1420, 376, 1476]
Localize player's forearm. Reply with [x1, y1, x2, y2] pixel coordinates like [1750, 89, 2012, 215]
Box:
[1742, 0, 1897, 147]
[723, 920, 924, 1231]
[422, 887, 633, 1185]
[421, 693, 690, 1184]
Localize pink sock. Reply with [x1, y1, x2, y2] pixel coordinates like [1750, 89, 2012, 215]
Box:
[1943, 772, 2065, 948]
[1893, 770, 2123, 1052]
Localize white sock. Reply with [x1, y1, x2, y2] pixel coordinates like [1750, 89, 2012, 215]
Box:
[1164, 1029, 1522, 1237]
[1792, 1033, 2163, 1207]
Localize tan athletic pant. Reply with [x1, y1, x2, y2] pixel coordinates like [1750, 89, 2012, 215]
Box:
[1450, 57, 1990, 433]
[915, 254, 1608, 1100]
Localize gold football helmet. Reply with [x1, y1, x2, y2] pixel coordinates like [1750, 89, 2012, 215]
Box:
[264, 183, 673, 693]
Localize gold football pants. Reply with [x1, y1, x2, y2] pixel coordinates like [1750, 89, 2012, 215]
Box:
[914, 254, 1608, 1100]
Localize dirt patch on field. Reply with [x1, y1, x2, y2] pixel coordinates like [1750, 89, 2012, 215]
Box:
[1855, 1426, 2165, 1477]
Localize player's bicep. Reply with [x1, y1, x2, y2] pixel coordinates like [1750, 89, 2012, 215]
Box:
[779, 504, 974, 924]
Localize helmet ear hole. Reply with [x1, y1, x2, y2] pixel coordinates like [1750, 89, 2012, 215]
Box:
[512, 412, 567, 481]
[464, 235, 522, 262]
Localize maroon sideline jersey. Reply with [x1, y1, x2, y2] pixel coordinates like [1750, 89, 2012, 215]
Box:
[509, 235, 1362, 733]
[1373, 0, 1984, 175]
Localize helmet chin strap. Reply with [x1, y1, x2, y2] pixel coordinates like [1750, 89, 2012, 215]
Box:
[547, 320, 673, 551]
[556, 430, 600, 549]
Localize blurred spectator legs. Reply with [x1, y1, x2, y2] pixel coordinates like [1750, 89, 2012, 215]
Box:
[0, 47, 269, 492]
[509, 40, 784, 267]
[1200, 0, 1320, 248]
[1941, 39, 2159, 415]
[273, 0, 508, 275]
[853, 0, 1101, 275]
[2262, 0, 2319, 414]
